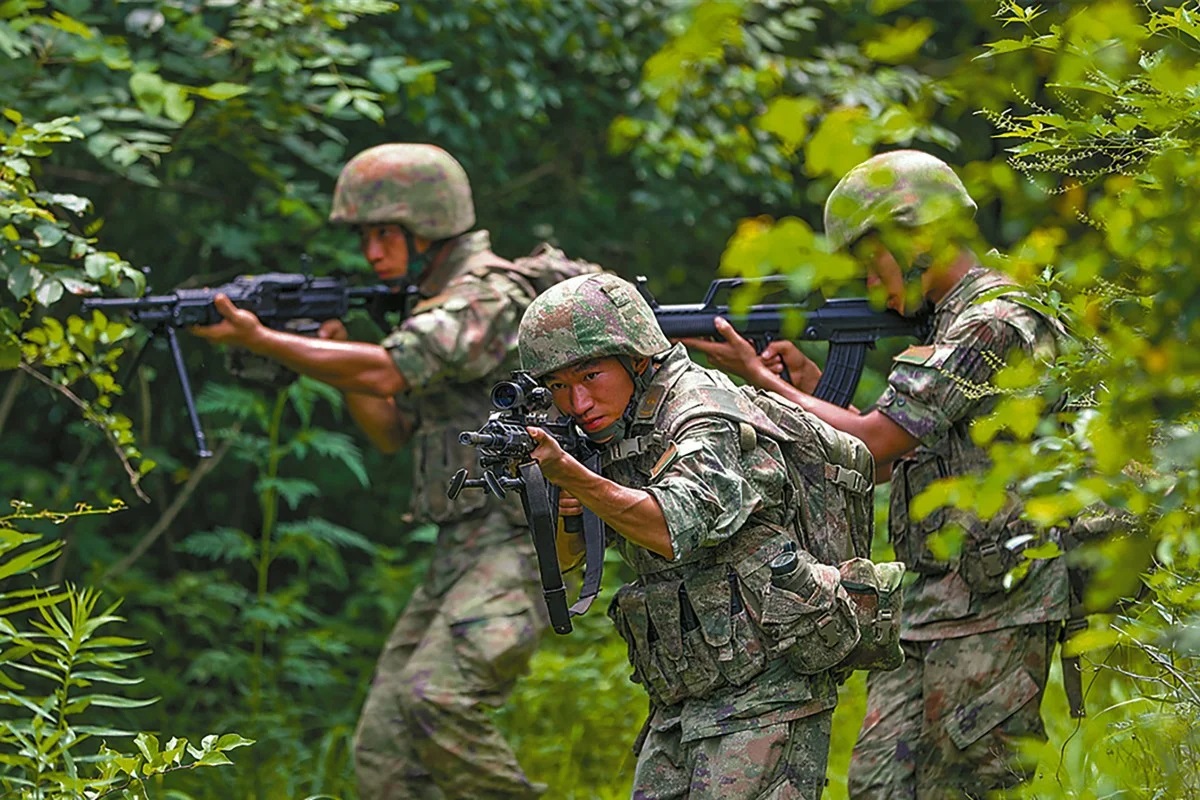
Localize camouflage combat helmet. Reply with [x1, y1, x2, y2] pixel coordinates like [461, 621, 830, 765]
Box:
[328, 143, 475, 240]
[823, 149, 977, 251]
[520, 273, 671, 379]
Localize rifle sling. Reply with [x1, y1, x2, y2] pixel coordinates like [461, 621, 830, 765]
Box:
[1060, 616, 1089, 718]
[569, 451, 606, 618]
[518, 462, 574, 634]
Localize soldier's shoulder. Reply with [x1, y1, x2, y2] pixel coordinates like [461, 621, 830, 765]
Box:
[416, 267, 520, 315]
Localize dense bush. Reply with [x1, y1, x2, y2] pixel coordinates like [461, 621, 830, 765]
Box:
[2, 1, 1197, 798]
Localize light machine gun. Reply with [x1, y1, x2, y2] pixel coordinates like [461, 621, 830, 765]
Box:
[638, 275, 932, 407]
[82, 271, 414, 458]
[447, 372, 606, 635]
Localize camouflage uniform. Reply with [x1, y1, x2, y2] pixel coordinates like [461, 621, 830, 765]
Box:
[824, 152, 1070, 799]
[520, 274, 858, 800]
[338, 145, 550, 800]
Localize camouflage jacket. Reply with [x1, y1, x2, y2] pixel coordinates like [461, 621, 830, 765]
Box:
[875, 264, 1070, 639]
[603, 345, 839, 744]
[381, 230, 533, 537]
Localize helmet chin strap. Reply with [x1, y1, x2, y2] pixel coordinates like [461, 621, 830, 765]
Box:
[403, 231, 451, 283]
[584, 355, 660, 444]
[899, 252, 935, 318]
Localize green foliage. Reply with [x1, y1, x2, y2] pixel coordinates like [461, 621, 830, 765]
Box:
[936, 1, 1199, 795]
[498, 565, 644, 798]
[0, 503, 252, 798]
[636, 1, 1200, 796]
[612, 0, 963, 219]
[98, 375, 425, 798]
[4, 1, 1199, 798]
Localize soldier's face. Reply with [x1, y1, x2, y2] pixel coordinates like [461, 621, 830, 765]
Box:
[544, 357, 635, 440]
[359, 224, 409, 281]
[862, 243, 906, 314]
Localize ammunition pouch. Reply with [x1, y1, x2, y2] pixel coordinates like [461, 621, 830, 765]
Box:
[608, 533, 873, 705]
[837, 558, 905, 672]
[607, 571, 767, 707]
[891, 453, 1032, 595]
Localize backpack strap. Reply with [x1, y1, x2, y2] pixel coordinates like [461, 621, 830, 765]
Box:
[825, 463, 871, 495]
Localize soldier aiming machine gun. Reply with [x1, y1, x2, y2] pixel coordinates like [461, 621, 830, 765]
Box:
[637, 275, 932, 407]
[82, 271, 414, 458]
[448, 372, 606, 635]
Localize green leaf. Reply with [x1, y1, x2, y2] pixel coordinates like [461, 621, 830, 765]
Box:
[68, 692, 158, 710]
[6, 262, 35, 300]
[163, 85, 195, 124]
[129, 72, 165, 117]
[135, 732, 161, 762]
[298, 428, 368, 486]
[196, 750, 234, 767]
[0, 542, 64, 582]
[864, 19, 934, 64]
[193, 82, 250, 101]
[33, 224, 64, 247]
[254, 477, 320, 510]
[756, 96, 817, 152]
[276, 518, 376, 553]
[805, 108, 872, 178]
[214, 733, 254, 751]
[0, 340, 19, 370]
[175, 528, 255, 564]
[34, 279, 63, 306]
[46, 10, 95, 39]
[1062, 625, 1120, 656]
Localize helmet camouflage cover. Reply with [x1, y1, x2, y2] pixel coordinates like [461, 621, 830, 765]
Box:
[520, 273, 671, 379]
[823, 149, 977, 251]
[328, 143, 476, 240]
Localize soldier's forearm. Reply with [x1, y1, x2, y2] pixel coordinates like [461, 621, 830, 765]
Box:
[243, 328, 407, 396]
[551, 462, 673, 560]
[344, 393, 412, 453]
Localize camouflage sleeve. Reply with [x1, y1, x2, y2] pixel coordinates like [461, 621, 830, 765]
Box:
[875, 307, 1037, 443]
[380, 277, 524, 394]
[642, 418, 790, 561]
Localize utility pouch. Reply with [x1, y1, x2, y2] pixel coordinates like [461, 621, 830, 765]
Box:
[609, 578, 747, 707]
[838, 558, 905, 672]
[414, 426, 491, 523]
[609, 583, 681, 706]
[958, 516, 1031, 596]
[676, 585, 723, 697]
[683, 571, 768, 687]
[757, 562, 859, 675]
[890, 455, 951, 575]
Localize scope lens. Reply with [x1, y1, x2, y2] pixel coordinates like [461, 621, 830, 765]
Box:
[491, 382, 522, 409]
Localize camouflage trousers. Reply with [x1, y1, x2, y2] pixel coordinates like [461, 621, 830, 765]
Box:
[353, 530, 549, 799]
[632, 707, 833, 799]
[848, 622, 1058, 800]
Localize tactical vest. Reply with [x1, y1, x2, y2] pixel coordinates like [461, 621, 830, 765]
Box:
[888, 269, 1064, 594]
[604, 350, 901, 707]
[405, 242, 602, 527]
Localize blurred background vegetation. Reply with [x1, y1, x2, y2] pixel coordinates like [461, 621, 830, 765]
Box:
[2, 0, 1197, 797]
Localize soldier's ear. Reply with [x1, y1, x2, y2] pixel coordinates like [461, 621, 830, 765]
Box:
[631, 357, 651, 375]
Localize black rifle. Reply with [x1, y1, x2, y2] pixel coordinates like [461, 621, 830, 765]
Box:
[637, 275, 932, 407]
[81, 271, 415, 458]
[447, 371, 606, 635]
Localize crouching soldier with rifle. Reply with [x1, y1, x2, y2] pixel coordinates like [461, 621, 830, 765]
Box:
[508, 272, 870, 799]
